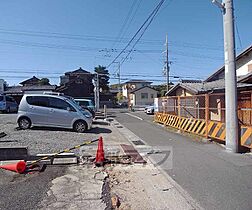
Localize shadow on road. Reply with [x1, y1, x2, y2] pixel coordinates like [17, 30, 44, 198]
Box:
[86, 127, 112, 134]
[30, 126, 73, 132]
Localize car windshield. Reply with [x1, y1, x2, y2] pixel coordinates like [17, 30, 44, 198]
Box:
[78, 101, 89, 107]
[64, 97, 83, 111]
[0, 96, 3, 101]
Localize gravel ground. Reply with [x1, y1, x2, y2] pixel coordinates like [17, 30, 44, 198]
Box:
[0, 113, 111, 155]
[0, 113, 111, 210]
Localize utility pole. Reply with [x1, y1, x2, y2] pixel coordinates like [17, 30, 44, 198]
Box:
[115, 62, 121, 95]
[118, 62, 121, 94]
[96, 73, 100, 111]
[94, 73, 100, 111]
[165, 34, 170, 93]
[212, 0, 238, 152]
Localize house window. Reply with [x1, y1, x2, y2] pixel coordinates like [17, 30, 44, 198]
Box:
[151, 94, 154, 99]
[141, 93, 148, 99]
[76, 79, 83, 84]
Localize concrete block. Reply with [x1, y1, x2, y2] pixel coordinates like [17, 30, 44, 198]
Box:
[0, 160, 25, 166]
[79, 146, 96, 157]
[105, 146, 121, 157]
[0, 146, 28, 160]
[202, 138, 211, 143]
[52, 157, 78, 165]
[36, 153, 76, 158]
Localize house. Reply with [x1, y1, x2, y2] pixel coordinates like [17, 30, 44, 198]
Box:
[122, 79, 152, 99]
[129, 86, 158, 106]
[19, 76, 42, 86]
[4, 76, 56, 103]
[56, 67, 94, 98]
[167, 79, 252, 97]
[167, 45, 252, 97]
[205, 44, 252, 82]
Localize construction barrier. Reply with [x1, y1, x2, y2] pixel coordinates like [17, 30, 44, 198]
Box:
[154, 112, 252, 149]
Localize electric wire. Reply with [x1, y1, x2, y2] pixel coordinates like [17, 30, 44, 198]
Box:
[106, 0, 166, 68]
[120, 0, 165, 66]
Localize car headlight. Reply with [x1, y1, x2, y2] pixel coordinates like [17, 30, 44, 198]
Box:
[82, 110, 92, 118]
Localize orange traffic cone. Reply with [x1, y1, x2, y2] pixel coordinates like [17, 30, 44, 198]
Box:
[0, 161, 26, 174]
[95, 136, 105, 166]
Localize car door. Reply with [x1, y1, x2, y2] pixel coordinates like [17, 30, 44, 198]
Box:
[5, 96, 17, 112]
[47, 97, 77, 127]
[26, 96, 51, 125]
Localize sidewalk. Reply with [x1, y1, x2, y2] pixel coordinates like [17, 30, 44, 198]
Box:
[38, 117, 202, 210]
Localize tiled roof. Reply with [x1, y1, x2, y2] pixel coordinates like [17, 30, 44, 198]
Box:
[167, 79, 252, 96]
[5, 85, 57, 93]
[19, 76, 40, 85]
[124, 79, 152, 84]
[131, 86, 157, 93]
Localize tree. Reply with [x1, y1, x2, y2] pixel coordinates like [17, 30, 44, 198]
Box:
[153, 83, 173, 97]
[116, 92, 124, 102]
[38, 78, 50, 85]
[94, 65, 110, 93]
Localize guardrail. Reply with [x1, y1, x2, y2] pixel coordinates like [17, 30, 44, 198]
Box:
[154, 112, 252, 149]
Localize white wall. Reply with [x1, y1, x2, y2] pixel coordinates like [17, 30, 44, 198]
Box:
[236, 50, 252, 76]
[122, 85, 128, 98]
[133, 88, 157, 106]
[122, 83, 150, 98]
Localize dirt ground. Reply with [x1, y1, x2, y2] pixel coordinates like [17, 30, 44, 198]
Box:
[105, 163, 197, 210]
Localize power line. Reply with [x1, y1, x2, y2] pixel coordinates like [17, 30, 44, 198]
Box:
[120, 0, 165, 66]
[0, 69, 203, 80]
[117, 0, 143, 46]
[111, 0, 139, 49]
[0, 27, 225, 51]
[106, 0, 166, 68]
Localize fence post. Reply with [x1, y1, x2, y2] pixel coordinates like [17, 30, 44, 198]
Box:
[205, 94, 209, 138]
[104, 105, 107, 119]
[178, 96, 181, 131]
[178, 96, 181, 117]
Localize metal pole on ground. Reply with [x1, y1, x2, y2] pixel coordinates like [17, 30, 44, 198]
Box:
[104, 105, 107, 119]
[212, 0, 238, 152]
[223, 0, 238, 152]
[97, 73, 100, 111]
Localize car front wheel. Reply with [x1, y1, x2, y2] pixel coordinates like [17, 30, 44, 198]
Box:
[18, 117, 31, 129]
[73, 120, 87, 133]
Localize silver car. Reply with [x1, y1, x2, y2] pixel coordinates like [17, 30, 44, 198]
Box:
[17, 93, 92, 132]
[0, 95, 18, 113]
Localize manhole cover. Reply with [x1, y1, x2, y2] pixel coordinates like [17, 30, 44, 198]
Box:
[132, 140, 145, 145]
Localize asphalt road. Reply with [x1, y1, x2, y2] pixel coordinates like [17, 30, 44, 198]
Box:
[111, 109, 252, 210]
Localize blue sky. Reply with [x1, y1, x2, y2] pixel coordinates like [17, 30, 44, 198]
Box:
[0, 0, 251, 86]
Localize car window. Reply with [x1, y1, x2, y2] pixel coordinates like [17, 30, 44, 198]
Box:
[48, 97, 75, 111]
[0, 96, 3, 101]
[78, 101, 89, 106]
[6, 96, 15, 102]
[26, 96, 49, 107]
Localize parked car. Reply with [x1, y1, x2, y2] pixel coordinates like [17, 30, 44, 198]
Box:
[17, 93, 93, 133]
[0, 94, 18, 113]
[145, 105, 154, 115]
[118, 102, 128, 108]
[74, 98, 95, 117]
